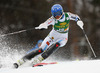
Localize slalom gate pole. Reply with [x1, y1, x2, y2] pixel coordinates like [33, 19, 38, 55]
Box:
[0, 28, 35, 37]
[82, 29, 96, 58]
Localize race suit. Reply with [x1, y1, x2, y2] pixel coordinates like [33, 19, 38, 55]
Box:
[40, 12, 80, 51]
[13, 12, 81, 68]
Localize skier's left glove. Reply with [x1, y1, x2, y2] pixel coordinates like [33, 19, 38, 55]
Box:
[77, 20, 84, 29]
[35, 23, 48, 30]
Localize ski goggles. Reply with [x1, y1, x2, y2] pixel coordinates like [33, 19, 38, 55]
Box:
[53, 11, 62, 17]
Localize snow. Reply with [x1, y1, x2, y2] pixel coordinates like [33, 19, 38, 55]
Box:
[0, 60, 100, 73]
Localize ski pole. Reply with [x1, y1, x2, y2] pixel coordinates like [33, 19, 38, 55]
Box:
[0, 28, 35, 37]
[82, 29, 96, 58]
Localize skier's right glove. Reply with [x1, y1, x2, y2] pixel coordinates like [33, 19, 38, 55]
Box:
[35, 23, 48, 30]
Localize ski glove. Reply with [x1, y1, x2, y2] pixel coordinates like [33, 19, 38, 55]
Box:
[77, 20, 84, 29]
[35, 23, 48, 29]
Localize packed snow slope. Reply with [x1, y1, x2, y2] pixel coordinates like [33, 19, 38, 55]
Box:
[0, 60, 100, 73]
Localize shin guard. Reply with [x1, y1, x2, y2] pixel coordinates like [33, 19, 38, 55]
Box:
[23, 48, 43, 60]
[41, 42, 60, 59]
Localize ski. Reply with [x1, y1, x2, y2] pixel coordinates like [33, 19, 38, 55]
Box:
[33, 62, 57, 67]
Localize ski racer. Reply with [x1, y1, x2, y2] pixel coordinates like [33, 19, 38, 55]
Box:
[13, 4, 84, 68]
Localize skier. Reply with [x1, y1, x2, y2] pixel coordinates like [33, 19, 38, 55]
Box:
[13, 4, 84, 68]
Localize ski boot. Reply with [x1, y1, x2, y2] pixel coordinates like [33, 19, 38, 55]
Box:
[32, 56, 44, 67]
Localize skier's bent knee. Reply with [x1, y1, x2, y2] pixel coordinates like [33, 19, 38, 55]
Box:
[42, 42, 60, 59]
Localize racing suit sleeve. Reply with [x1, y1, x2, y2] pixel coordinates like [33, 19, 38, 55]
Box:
[45, 16, 55, 26]
[67, 12, 81, 21]
[35, 16, 55, 29]
[67, 12, 84, 29]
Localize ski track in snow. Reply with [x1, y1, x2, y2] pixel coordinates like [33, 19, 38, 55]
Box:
[0, 60, 100, 73]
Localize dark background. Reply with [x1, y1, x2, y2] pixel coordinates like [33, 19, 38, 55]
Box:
[0, 0, 100, 61]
